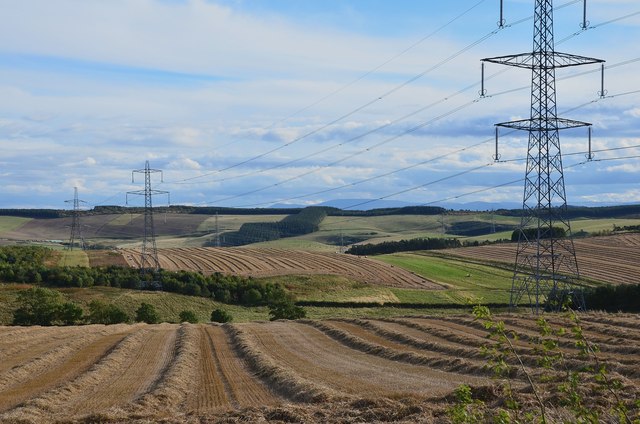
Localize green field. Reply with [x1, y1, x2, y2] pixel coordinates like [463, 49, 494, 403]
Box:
[377, 252, 514, 304]
[57, 250, 90, 266]
[0, 216, 32, 232]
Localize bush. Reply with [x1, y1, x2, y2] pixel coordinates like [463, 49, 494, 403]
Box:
[211, 308, 233, 323]
[179, 310, 199, 323]
[12, 287, 67, 326]
[268, 298, 306, 321]
[136, 302, 160, 324]
[88, 300, 130, 324]
[59, 302, 84, 325]
[242, 288, 263, 305]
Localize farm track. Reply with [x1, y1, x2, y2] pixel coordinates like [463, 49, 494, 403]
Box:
[0, 314, 638, 422]
[120, 247, 440, 290]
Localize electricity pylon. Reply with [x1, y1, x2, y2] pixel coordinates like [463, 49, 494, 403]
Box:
[482, 0, 604, 312]
[127, 161, 170, 275]
[65, 187, 86, 250]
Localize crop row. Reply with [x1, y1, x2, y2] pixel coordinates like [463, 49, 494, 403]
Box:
[1, 312, 638, 422]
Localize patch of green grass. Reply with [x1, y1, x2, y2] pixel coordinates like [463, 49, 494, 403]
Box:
[571, 218, 640, 233]
[58, 250, 90, 267]
[0, 216, 32, 233]
[377, 253, 513, 304]
[250, 238, 336, 252]
[196, 214, 286, 233]
[108, 214, 140, 226]
[259, 275, 400, 303]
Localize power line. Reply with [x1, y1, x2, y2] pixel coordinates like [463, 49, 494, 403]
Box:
[264, 0, 488, 131]
[71, 6, 640, 210]
[189, 77, 640, 208]
[320, 152, 640, 231]
[168, 4, 533, 185]
[165, 44, 639, 193]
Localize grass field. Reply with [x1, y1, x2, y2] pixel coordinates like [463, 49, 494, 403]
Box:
[196, 214, 286, 233]
[250, 237, 338, 252]
[108, 213, 140, 226]
[0, 217, 32, 233]
[2, 212, 638, 251]
[56, 250, 90, 267]
[377, 252, 513, 304]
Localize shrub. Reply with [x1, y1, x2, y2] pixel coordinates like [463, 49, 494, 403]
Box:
[88, 300, 130, 324]
[211, 308, 233, 323]
[179, 310, 198, 323]
[242, 288, 263, 305]
[268, 298, 306, 321]
[136, 302, 160, 324]
[59, 302, 84, 325]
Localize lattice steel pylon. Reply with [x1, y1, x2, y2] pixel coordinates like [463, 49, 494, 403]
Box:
[481, 0, 604, 312]
[127, 161, 170, 275]
[65, 187, 86, 250]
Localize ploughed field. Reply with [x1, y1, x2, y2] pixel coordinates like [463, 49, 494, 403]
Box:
[1, 314, 639, 423]
[442, 232, 640, 285]
[120, 247, 440, 289]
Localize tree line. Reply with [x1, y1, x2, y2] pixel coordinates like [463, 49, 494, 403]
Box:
[584, 283, 640, 312]
[346, 237, 462, 256]
[0, 246, 290, 307]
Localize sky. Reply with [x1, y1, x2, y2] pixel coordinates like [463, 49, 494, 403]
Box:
[0, 0, 639, 210]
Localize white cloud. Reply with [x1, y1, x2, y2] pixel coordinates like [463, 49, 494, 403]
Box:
[0, 1, 638, 208]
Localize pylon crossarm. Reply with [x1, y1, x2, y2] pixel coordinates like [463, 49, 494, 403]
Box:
[482, 52, 604, 69]
[496, 117, 591, 131]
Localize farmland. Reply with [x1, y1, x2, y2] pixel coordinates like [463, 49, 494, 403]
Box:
[0, 313, 638, 423]
[440, 232, 640, 286]
[120, 247, 442, 290]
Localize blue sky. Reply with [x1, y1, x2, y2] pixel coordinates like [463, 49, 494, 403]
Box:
[0, 0, 639, 209]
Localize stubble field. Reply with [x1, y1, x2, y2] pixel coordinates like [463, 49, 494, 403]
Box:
[441, 232, 640, 285]
[1, 313, 639, 423]
[120, 247, 441, 290]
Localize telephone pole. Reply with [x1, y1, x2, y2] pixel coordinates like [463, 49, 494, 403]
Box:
[482, 0, 604, 312]
[65, 187, 86, 250]
[127, 161, 170, 275]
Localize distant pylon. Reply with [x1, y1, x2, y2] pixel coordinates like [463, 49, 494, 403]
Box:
[126, 161, 170, 274]
[482, 0, 604, 312]
[214, 212, 221, 247]
[65, 187, 86, 250]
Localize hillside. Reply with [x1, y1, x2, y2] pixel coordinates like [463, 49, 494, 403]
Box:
[440, 232, 640, 286]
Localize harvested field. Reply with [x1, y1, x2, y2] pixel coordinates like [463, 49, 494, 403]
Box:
[120, 246, 441, 289]
[0, 313, 638, 423]
[442, 232, 640, 285]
